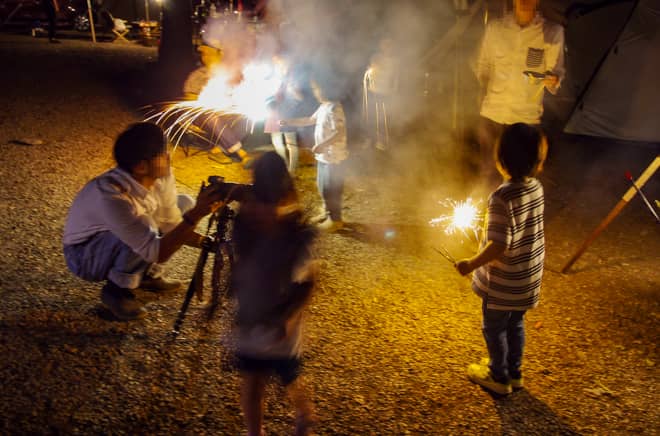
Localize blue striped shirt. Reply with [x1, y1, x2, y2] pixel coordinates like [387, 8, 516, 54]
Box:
[472, 178, 545, 310]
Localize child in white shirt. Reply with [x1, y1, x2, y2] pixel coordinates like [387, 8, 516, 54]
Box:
[280, 81, 348, 232]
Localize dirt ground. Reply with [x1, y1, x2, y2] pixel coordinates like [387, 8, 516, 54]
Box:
[0, 34, 658, 435]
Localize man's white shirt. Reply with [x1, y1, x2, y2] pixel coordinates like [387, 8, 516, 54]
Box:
[477, 14, 565, 125]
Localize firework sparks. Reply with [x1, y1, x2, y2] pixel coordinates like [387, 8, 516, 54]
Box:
[145, 61, 283, 150]
[429, 197, 483, 240]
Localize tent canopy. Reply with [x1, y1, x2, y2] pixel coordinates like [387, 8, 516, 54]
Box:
[549, 0, 660, 143]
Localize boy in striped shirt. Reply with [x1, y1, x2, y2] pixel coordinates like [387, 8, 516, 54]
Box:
[456, 123, 547, 395]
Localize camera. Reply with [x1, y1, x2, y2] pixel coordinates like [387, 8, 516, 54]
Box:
[206, 175, 251, 202]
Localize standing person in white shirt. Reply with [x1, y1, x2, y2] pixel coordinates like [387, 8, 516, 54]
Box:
[363, 37, 400, 151]
[63, 123, 227, 320]
[475, 0, 564, 186]
[280, 80, 349, 232]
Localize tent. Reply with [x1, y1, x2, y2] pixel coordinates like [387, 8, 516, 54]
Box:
[556, 0, 660, 143]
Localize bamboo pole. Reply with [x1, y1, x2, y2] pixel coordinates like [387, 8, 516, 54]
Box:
[561, 155, 659, 273]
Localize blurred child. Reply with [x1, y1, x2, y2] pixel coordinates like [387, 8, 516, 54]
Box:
[231, 152, 317, 436]
[455, 123, 548, 395]
[280, 80, 348, 232]
[264, 58, 318, 174]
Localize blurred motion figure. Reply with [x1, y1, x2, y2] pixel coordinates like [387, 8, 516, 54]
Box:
[231, 151, 317, 436]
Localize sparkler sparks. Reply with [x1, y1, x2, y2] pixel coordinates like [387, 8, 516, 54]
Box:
[429, 197, 483, 240]
[145, 61, 283, 150]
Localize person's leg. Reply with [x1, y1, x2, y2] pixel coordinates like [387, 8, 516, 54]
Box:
[213, 119, 247, 161]
[283, 131, 299, 173]
[64, 232, 148, 319]
[286, 378, 315, 436]
[271, 132, 287, 162]
[44, 1, 57, 41]
[324, 162, 345, 222]
[466, 299, 512, 394]
[481, 301, 510, 383]
[477, 116, 504, 188]
[275, 357, 314, 436]
[240, 371, 268, 436]
[316, 160, 328, 208]
[507, 310, 526, 382]
[64, 231, 147, 289]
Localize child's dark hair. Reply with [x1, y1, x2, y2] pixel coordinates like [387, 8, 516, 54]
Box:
[252, 151, 296, 205]
[114, 122, 167, 172]
[495, 123, 547, 180]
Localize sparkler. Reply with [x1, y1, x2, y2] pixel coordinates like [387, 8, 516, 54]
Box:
[145, 61, 283, 152]
[429, 197, 483, 242]
[433, 246, 456, 264]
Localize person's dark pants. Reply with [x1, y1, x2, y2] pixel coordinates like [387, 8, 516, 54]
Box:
[477, 116, 505, 189]
[316, 161, 345, 221]
[193, 114, 247, 155]
[41, 0, 57, 40]
[481, 300, 526, 383]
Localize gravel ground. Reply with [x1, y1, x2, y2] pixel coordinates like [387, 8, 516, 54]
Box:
[0, 34, 658, 435]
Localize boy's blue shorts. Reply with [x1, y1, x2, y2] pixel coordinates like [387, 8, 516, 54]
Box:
[235, 354, 302, 386]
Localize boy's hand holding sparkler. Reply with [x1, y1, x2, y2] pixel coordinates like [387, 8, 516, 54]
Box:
[454, 240, 506, 276]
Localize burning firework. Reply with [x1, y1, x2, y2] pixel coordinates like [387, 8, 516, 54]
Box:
[429, 197, 483, 241]
[145, 61, 283, 150]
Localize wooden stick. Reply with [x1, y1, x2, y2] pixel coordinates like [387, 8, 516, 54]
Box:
[561, 155, 659, 273]
[86, 0, 96, 43]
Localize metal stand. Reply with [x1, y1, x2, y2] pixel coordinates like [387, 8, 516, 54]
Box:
[172, 203, 236, 335]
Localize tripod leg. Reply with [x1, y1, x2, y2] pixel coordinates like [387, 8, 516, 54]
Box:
[206, 245, 226, 320]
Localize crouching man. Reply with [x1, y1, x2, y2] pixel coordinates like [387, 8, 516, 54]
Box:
[63, 122, 226, 320]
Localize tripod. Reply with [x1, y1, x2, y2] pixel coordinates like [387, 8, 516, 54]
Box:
[172, 203, 236, 335]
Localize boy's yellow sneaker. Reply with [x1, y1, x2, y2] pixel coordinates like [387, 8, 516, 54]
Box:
[467, 363, 512, 395]
[510, 377, 524, 389]
[479, 357, 523, 389]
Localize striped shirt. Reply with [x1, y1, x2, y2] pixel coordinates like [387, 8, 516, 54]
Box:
[472, 178, 545, 310]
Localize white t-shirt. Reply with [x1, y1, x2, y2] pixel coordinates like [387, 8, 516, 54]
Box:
[63, 168, 182, 263]
[312, 101, 348, 164]
[476, 14, 565, 125]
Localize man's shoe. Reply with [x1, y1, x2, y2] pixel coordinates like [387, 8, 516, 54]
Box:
[309, 210, 328, 224]
[49, 38, 61, 44]
[140, 275, 183, 292]
[101, 282, 146, 321]
[317, 217, 344, 232]
[467, 363, 512, 395]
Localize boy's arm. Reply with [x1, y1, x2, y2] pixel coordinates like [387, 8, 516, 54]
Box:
[455, 240, 506, 276]
[311, 132, 338, 153]
[280, 116, 315, 128]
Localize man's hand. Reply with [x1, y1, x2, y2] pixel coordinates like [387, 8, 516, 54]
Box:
[194, 183, 226, 217]
[455, 259, 474, 276]
[543, 73, 559, 91]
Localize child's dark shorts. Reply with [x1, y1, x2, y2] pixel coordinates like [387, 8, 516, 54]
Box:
[235, 353, 302, 386]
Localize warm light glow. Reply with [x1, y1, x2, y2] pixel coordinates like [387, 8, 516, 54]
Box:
[144, 61, 283, 148]
[429, 197, 483, 238]
[196, 61, 283, 121]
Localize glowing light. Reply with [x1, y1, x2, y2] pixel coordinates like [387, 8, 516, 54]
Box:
[429, 197, 483, 239]
[144, 61, 283, 151]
